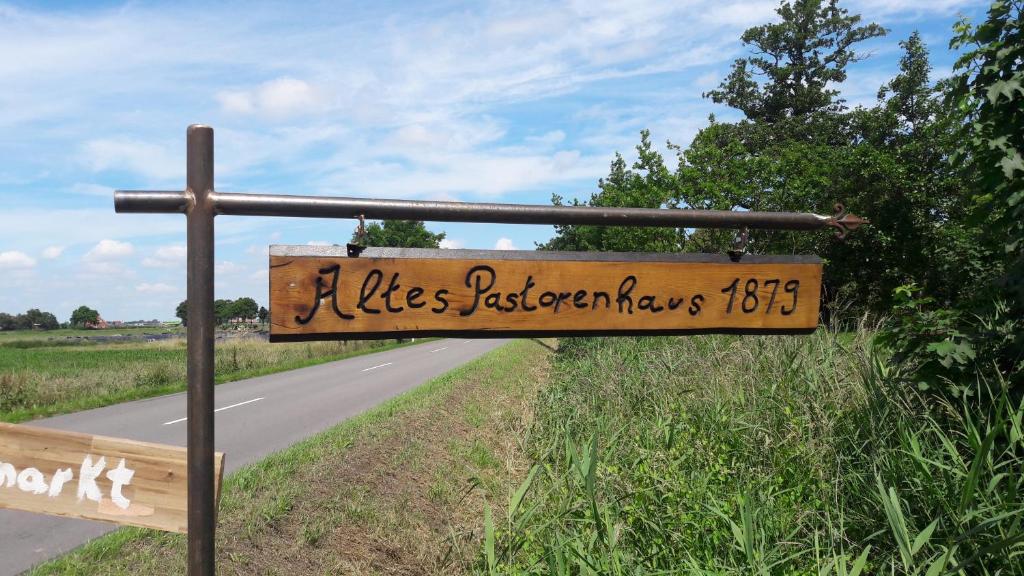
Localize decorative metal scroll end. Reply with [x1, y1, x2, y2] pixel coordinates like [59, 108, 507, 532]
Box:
[826, 203, 868, 240]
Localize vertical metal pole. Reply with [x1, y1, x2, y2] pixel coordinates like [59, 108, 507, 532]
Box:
[186, 125, 215, 576]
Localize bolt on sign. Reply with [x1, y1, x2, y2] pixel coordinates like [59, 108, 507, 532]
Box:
[269, 246, 823, 340]
[0, 422, 225, 533]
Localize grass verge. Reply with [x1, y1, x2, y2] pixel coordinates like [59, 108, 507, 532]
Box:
[30, 338, 552, 575]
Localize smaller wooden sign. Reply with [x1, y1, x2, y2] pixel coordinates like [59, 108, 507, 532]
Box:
[269, 247, 823, 340]
[0, 422, 224, 533]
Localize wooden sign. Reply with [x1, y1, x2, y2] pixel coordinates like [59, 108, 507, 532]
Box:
[269, 247, 822, 340]
[0, 422, 224, 533]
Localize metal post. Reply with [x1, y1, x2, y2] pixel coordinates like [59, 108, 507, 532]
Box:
[185, 125, 215, 576]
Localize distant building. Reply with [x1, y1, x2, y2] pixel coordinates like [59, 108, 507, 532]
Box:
[84, 316, 108, 329]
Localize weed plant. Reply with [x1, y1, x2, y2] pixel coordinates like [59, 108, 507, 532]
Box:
[483, 328, 1023, 574]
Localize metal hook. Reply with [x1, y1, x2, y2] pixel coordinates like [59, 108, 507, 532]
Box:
[727, 227, 749, 262]
[346, 214, 368, 257]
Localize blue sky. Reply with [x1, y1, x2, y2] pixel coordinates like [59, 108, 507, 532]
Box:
[0, 0, 986, 321]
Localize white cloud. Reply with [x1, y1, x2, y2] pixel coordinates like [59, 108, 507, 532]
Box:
[695, 69, 722, 90]
[68, 183, 113, 197]
[217, 77, 322, 118]
[81, 138, 180, 181]
[141, 243, 186, 268]
[0, 250, 36, 269]
[494, 237, 517, 250]
[85, 239, 134, 261]
[135, 282, 175, 293]
[246, 244, 270, 257]
[215, 261, 244, 275]
[439, 238, 464, 249]
[41, 245, 64, 259]
[525, 130, 566, 146]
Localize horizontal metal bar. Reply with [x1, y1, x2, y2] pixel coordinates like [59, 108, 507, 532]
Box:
[215, 193, 828, 229]
[114, 190, 189, 214]
[115, 190, 832, 230]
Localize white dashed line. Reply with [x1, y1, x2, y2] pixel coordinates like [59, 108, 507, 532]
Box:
[361, 362, 393, 372]
[430, 347, 448, 353]
[463, 340, 472, 343]
[163, 397, 265, 425]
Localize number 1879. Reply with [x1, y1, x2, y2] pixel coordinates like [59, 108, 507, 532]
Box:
[721, 278, 799, 315]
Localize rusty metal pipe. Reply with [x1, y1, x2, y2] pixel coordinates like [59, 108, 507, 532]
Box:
[116, 190, 843, 231]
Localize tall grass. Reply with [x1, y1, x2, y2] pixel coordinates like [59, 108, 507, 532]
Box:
[483, 328, 1023, 574]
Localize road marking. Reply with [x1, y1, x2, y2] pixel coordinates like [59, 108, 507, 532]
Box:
[361, 362, 393, 372]
[163, 397, 265, 425]
[430, 347, 448, 353]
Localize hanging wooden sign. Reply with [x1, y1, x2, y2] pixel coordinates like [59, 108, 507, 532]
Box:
[269, 246, 822, 340]
[0, 422, 224, 533]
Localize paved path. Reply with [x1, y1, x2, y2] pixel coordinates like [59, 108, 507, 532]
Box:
[0, 338, 507, 575]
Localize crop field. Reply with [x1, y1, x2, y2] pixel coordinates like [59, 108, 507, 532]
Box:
[0, 334, 402, 422]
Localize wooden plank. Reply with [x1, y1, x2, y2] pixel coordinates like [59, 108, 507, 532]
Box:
[0, 422, 224, 533]
[269, 247, 822, 340]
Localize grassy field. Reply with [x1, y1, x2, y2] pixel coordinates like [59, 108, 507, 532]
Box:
[0, 334, 422, 423]
[0, 326, 182, 343]
[30, 339, 550, 575]
[484, 330, 1023, 574]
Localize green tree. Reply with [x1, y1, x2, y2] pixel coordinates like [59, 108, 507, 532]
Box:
[214, 299, 234, 325]
[680, 20, 973, 315]
[540, 130, 685, 253]
[230, 297, 259, 321]
[705, 0, 886, 122]
[175, 300, 188, 327]
[0, 313, 16, 331]
[69, 305, 100, 327]
[21, 309, 59, 330]
[351, 220, 446, 248]
[258, 306, 269, 323]
[883, 1, 1023, 392]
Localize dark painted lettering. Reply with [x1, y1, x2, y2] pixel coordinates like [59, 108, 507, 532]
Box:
[406, 286, 425, 309]
[638, 295, 663, 313]
[504, 292, 519, 311]
[617, 276, 637, 314]
[553, 291, 572, 313]
[357, 269, 384, 314]
[538, 291, 557, 307]
[519, 276, 537, 311]
[573, 290, 588, 309]
[688, 294, 704, 316]
[295, 263, 355, 324]
[461, 265, 496, 317]
[432, 289, 450, 314]
[381, 273, 404, 313]
[484, 292, 506, 311]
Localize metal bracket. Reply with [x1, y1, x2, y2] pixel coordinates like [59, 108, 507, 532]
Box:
[346, 214, 367, 257]
[825, 203, 868, 240]
[727, 227, 749, 262]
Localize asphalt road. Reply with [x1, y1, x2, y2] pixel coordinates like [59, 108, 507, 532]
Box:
[0, 337, 507, 575]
